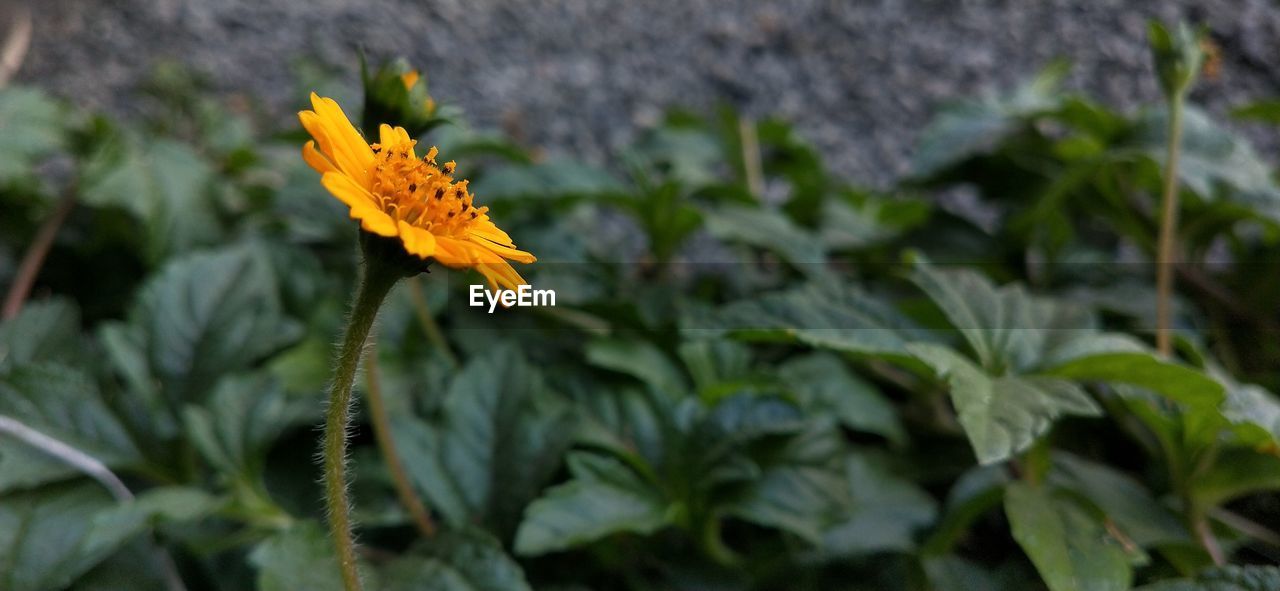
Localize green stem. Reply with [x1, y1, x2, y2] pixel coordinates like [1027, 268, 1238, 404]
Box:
[323, 261, 399, 591]
[1155, 93, 1185, 356]
[406, 277, 458, 367]
[362, 344, 437, 537]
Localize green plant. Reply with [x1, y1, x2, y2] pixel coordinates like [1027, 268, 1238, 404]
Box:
[1, 26, 1279, 590]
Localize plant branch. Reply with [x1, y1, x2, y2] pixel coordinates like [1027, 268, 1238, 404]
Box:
[0, 3, 31, 88]
[362, 344, 436, 538]
[1155, 94, 1185, 356]
[0, 414, 132, 500]
[0, 414, 189, 591]
[3, 189, 75, 319]
[406, 277, 458, 367]
[322, 261, 399, 591]
[739, 116, 764, 200]
[1210, 507, 1280, 548]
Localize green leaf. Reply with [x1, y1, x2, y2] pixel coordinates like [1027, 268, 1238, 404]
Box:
[381, 528, 532, 591]
[817, 453, 939, 556]
[1189, 448, 1280, 507]
[923, 465, 1009, 555]
[692, 280, 927, 358]
[251, 521, 348, 591]
[924, 555, 1017, 591]
[0, 481, 135, 591]
[909, 262, 1105, 373]
[908, 343, 1100, 465]
[514, 452, 669, 556]
[81, 137, 223, 259]
[0, 364, 143, 492]
[1005, 482, 1132, 591]
[585, 338, 689, 395]
[1232, 100, 1280, 125]
[1041, 352, 1225, 408]
[392, 346, 575, 539]
[0, 298, 80, 368]
[728, 424, 847, 544]
[702, 204, 826, 272]
[1216, 374, 1280, 446]
[84, 486, 219, 553]
[471, 157, 622, 202]
[69, 539, 181, 591]
[912, 61, 1068, 176]
[818, 191, 930, 251]
[1048, 453, 1187, 547]
[127, 245, 302, 404]
[1136, 566, 1280, 591]
[779, 352, 905, 445]
[677, 339, 754, 395]
[563, 380, 670, 477]
[1130, 106, 1280, 216]
[0, 88, 65, 183]
[184, 373, 315, 480]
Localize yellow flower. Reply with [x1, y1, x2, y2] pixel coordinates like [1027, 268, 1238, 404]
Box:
[299, 93, 535, 290]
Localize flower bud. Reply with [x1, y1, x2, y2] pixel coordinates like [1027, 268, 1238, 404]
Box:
[1148, 21, 1208, 99]
[360, 57, 445, 139]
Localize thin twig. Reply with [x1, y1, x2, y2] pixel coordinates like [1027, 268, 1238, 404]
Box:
[1191, 510, 1227, 566]
[1177, 264, 1280, 333]
[0, 415, 189, 591]
[1155, 95, 1185, 356]
[362, 345, 436, 538]
[3, 189, 75, 319]
[739, 116, 764, 201]
[1211, 507, 1280, 547]
[0, 4, 32, 88]
[0, 415, 132, 500]
[406, 278, 458, 367]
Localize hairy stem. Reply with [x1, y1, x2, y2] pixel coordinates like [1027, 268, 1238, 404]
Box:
[362, 344, 436, 538]
[3, 189, 75, 320]
[323, 262, 399, 591]
[1155, 94, 1185, 356]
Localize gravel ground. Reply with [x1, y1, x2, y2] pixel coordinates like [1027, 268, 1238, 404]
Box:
[16, 0, 1280, 185]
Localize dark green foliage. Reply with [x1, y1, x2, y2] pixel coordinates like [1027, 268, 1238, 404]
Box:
[0, 50, 1278, 591]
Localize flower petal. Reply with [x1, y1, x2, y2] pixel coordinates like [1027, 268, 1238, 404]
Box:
[467, 220, 516, 247]
[320, 172, 398, 237]
[396, 221, 437, 258]
[302, 93, 374, 181]
[471, 236, 536, 264]
[431, 236, 480, 268]
[302, 140, 336, 174]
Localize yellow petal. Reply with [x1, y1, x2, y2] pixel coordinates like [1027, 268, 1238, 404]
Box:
[302, 141, 336, 174]
[397, 126, 415, 159]
[473, 248, 528, 290]
[378, 123, 401, 149]
[307, 93, 374, 179]
[320, 172, 398, 237]
[396, 221, 437, 258]
[431, 236, 479, 268]
[300, 111, 368, 185]
[467, 221, 516, 247]
[472, 236, 536, 264]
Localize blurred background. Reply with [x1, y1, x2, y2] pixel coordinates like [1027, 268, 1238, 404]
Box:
[20, 0, 1280, 186]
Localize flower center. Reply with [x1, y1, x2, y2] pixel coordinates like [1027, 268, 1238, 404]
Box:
[368, 143, 487, 236]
